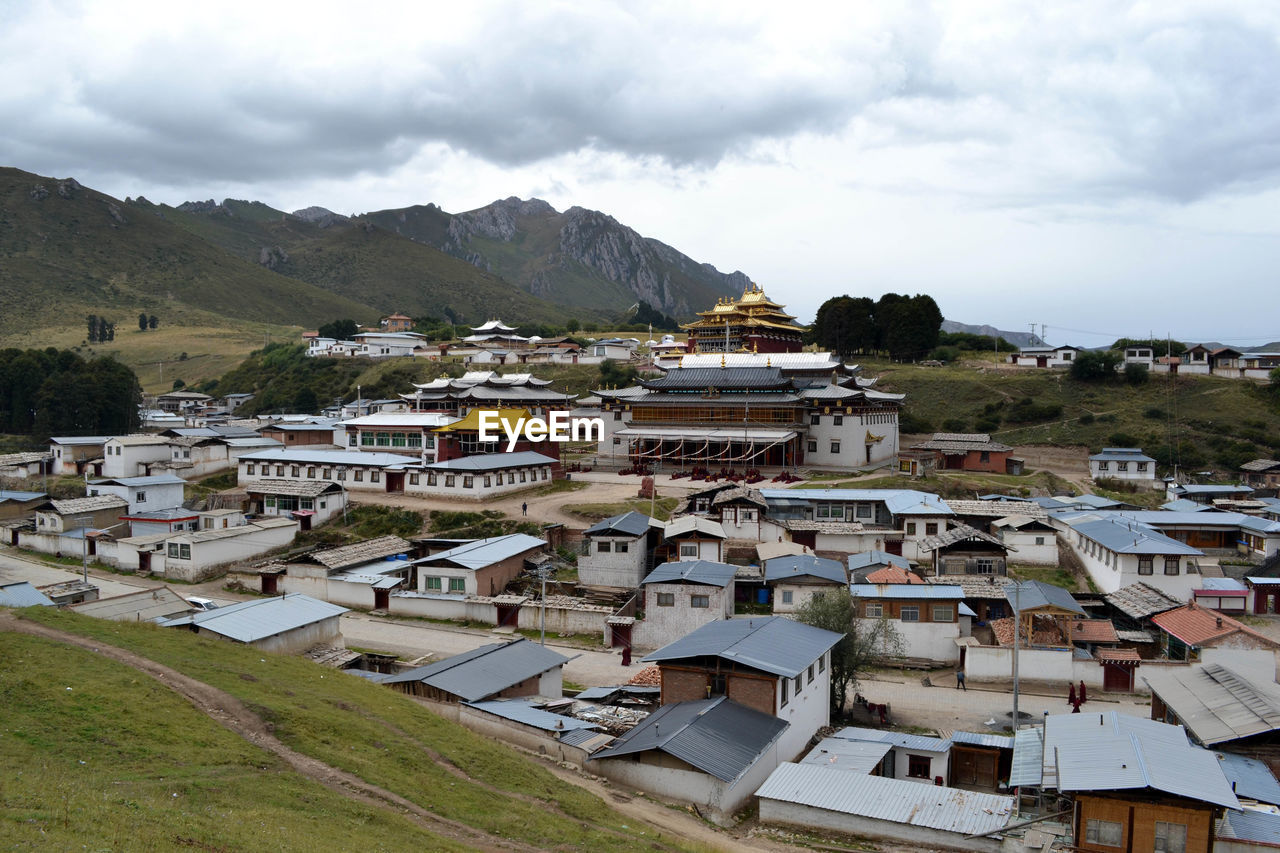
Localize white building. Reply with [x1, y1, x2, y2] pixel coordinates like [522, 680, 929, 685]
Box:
[849, 583, 965, 663]
[1060, 515, 1205, 597]
[244, 480, 348, 528]
[578, 510, 659, 589]
[635, 560, 737, 649]
[991, 515, 1059, 565]
[110, 516, 299, 582]
[48, 436, 110, 476]
[1090, 447, 1158, 486]
[1008, 345, 1082, 368]
[824, 726, 952, 784]
[662, 516, 726, 562]
[102, 435, 172, 478]
[353, 331, 429, 358]
[238, 448, 412, 494]
[87, 474, 187, 514]
[404, 452, 558, 500]
[764, 554, 847, 614]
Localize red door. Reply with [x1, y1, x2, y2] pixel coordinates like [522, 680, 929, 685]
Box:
[1103, 664, 1133, 692]
[374, 588, 390, 610]
[885, 540, 904, 556]
[138, 551, 151, 573]
[496, 603, 521, 628]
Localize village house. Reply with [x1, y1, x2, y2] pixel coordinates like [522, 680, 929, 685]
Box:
[275, 536, 413, 605]
[1090, 447, 1158, 486]
[159, 593, 347, 654]
[1181, 344, 1242, 376]
[824, 726, 952, 784]
[87, 474, 186, 514]
[760, 488, 952, 560]
[156, 432, 281, 479]
[846, 549, 913, 582]
[353, 331, 429, 358]
[155, 389, 213, 413]
[0, 581, 56, 608]
[381, 312, 414, 333]
[1241, 459, 1280, 490]
[404, 451, 559, 501]
[849, 583, 965, 663]
[1192, 576, 1251, 613]
[110, 515, 300, 582]
[658, 515, 726, 563]
[635, 560, 737, 647]
[642, 616, 842, 760]
[578, 511, 661, 590]
[102, 435, 172, 478]
[378, 639, 568, 705]
[1008, 344, 1082, 368]
[22, 495, 129, 556]
[764, 554, 846, 614]
[239, 448, 412, 494]
[1144, 658, 1280, 749]
[259, 421, 343, 448]
[47, 436, 110, 476]
[243, 480, 347, 529]
[0, 489, 47, 522]
[0, 451, 50, 479]
[412, 533, 547, 598]
[910, 433, 1014, 474]
[1149, 603, 1280, 661]
[1009, 711, 1239, 853]
[990, 515, 1059, 564]
[1123, 346, 1156, 368]
[1059, 514, 1206, 597]
[587, 696, 789, 825]
[341, 411, 456, 459]
[589, 337, 639, 360]
[69, 586, 192, 622]
[928, 574, 1012, 624]
[918, 523, 1012, 578]
[1169, 483, 1256, 505]
[117, 507, 200, 537]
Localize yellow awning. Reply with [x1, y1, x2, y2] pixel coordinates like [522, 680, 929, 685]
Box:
[433, 407, 534, 433]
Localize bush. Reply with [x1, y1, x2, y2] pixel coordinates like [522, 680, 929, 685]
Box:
[942, 418, 968, 432]
[974, 418, 1001, 433]
[1079, 413, 1095, 425]
[1109, 432, 1141, 447]
[928, 346, 960, 363]
[1003, 397, 1064, 424]
[1070, 350, 1122, 381]
[1124, 363, 1149, 385]
[899, 411, 934, 434]
[1143, 407, 1165, 420]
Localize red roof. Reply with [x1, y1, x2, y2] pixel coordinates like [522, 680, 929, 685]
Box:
[1097, 648, 1141, 664]
[864, 566, 923, 584]
[1070, 618, 1119, 645]
[1151, 602, 1280, 648]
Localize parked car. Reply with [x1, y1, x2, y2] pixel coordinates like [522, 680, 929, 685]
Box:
[186, 596, 220, 612]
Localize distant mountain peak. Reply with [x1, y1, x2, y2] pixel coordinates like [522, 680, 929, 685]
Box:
[291, 206, 349, 226]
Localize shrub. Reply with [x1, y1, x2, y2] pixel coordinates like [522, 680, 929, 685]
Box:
[1143, 407, 1165, 420]
[1108, 432, 1141, 447]
[899, 411, 934, 434]
[1124, 363, 1149, 385]
[942, 418, 968, 432]
[1070, 350, 1122, 381]
[1079, 413, 1095, 425]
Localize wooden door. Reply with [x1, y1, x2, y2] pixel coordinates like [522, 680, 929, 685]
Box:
[1103, 664, 1132, 692]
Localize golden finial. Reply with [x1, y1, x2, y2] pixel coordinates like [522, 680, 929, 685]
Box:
[767, 356, 771, 367]
[721, 354, 726, 368]
[753, 341, 759, 353]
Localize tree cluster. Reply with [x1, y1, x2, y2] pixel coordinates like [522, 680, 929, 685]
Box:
[137, 314, 159, 331]
[85, 315, 116, 343]
[317, 318, 359, 340]
[0, 348, 142, 437]
[631, 300, 679, 331]
[1112, 337, 1185, 358]
[1068, 350, 1123, 381]
[810, 293, 943, 361]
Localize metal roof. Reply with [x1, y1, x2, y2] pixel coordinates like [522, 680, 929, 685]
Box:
[414, 533, 546, 570]
[589, 697, 788, 783]
[1216, 751, 1280, 805]
[1218, 810, 1280, 845]
[1005, 581, 1085, 616]
[339, 413, 458, 428]
[662, 516, 726, 540]
[944, 500, 1049, 520]
[1070, 516, 1205, 555]
[643, 616, 842, 678]
[764, 554, 846, 584]
[463, 698, 600, 735]
[424, 451, 557, 472]
[1090, 448, 1156, 462]
[311, 536, 411, 570]
[1177, 484, 1254, 495]
[1104, 582, 1183, 620]
[849, 584, 964, 601]
[0, 581, 55, 608]
[641, 560, 739, 588]
[1008, 726, 1045, 787]
[1151, 605, 1279, 648]
[1160, 498, 1212, 513]
[241, 448, 412, 467]
[160, 594, 347, 642]
[761, 489, 953, 517]
[244, 478, 342, 498]
[948, 730, 1015, 749]
[70, 587, 191, 621]
[799, 737, 893, 774]
[381, 639, 568, 701]
[0, 489, 46, 502]
[832, 725, 951, 753]
[90, 474, 188, 488]
[1142, 663, 1280, 745]
[756, 763, 1014, 836]
[847, 550, 912, 572]
[584, 510, 653, 538]
[49, 435, 110, 445]
[641, 366, 790, 391]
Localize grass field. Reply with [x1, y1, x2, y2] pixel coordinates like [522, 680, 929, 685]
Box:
[5, 608, 701, 852]
[562, 496, 680, 521]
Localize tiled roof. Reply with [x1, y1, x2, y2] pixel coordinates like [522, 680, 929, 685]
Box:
[1069, 618, 1119, 644]
[863, 566, 923, 584]
[1151, 603, 1280, 648]
[913, 433, 1012, 453]
[1104, 582, 1183, 620]
[919, 522, 1007, 552]
[311, 536, 412, 570]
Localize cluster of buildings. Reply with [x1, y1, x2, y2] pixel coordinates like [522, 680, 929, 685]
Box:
[1009, 342, 1280, 381]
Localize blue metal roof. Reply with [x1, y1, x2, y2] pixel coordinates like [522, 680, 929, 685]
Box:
[464, 698, 599, 734]
[380, 639, 568, 701]
[759, 489, 953, 517]
[584, 510, 653, 538]
[832, 725, 951, 753]
[764, 554, 846, 584]
[847, 550, 911, 572]
[1071, 494, 1123, 510]
[1160, 498, 1212, 513]
[1069, 517, 1203, 556]
[424, 451, 557, 472]
[1006, 581, 1085, 615]
[799, 737, 893, 774]
[643, 616, 841, 678]
[1216, 751, 1280, 805]
[849, 583, 963, 600]
[0, 581, 55, 608]
[590, 697, 788, 783]
[641, 560, 738, 588]
[241, 448, 413, 467]
[1178, 484, 1254, 495]
[414, 533, 546, 570]
[159, 593, 347, 641]
[1219, 809, 1280, 844]
[1090, 448, 1156, 463]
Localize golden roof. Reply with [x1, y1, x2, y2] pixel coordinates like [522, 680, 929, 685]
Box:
[434, 407, 534, 433]
[682, 282, 803, 332]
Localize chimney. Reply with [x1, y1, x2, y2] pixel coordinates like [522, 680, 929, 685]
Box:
[1216, 616, 1224, 628]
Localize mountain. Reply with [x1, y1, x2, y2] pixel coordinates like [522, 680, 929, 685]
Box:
[362, 196, 748, 316]
[150, 197, 569, 325]
[0, 168, 378, 335]
[942, 319, 1045, 348]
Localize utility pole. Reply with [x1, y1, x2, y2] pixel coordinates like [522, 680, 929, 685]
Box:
[1012, 581, 1021, 729]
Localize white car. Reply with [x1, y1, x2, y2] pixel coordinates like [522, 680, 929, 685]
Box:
[186, 596, 220, 612]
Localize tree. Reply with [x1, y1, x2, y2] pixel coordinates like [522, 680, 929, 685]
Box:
[87, 315, 99, 343]
[793, 590, 904, 715]
[293, 387, 319, 413]
[139, 313, 148, 332]
[148, 315, 158, 330]
[598, 359, 637, 389]
[1124, 362, 1149, 385]
[104, 321, 115, 342]
[172, 379, 186, 390]
[566, 317, 581, 333]
[317, 318, 359, 340]
[1069, 350, 1122, 381]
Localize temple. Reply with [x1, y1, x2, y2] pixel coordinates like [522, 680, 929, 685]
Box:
[681, 282, 806, 353]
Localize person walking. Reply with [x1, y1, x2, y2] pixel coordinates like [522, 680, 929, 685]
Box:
[1068, 683, 1077, 706]
[956, 670, 967, 691]
[521, 502, 527, 517]
[1078, 680, 1088, 705]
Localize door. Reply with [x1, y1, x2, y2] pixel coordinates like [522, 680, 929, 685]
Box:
[385, 472, 405, 493]
[1103, 664, 1133, 692]
[374, 588, 390, 610]
[885, 540, 903, 556]
[261, 572, 279, 595]
[609, 623, 632, 649]
[496, 603, 521, 628]
[138, 550, 151, 573]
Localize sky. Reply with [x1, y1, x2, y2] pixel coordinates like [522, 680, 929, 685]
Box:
[3, 0, 1279, 346]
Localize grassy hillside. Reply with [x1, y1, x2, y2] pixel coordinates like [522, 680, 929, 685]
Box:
[871, 354, 1280, 475]
[4, 608, 699, 852]
[0, 168, 379, 335]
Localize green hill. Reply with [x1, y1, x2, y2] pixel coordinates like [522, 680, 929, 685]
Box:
[1, 608, 698, 852]
[0, 168, 379, 335]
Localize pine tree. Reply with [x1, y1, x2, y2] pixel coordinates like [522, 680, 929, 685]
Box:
[139, 313, 148, 331]
[148, 315, 158, 330]
[87, 315, 99, 343]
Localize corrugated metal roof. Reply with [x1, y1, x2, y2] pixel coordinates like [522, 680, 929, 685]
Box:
[464, 698, 600, 734]
[0, 581, 56, 608]
[764, 554, 846, 584]
[1178, 484, 1254, 495]
[662, 516, 726, 540]
[643, 616, 842, 678]
[1160, 498, 1213, 513]
[1006, 581, 1085, 616]
[90, 474, 187, 487]
[1069, 517, 1203, 556]
[847, 550, 911, 572]
[160, 593, 347, 642]
[949, 730, 1015, 749]
[1008, 726, 1044, 787]
[1218, 810, 1280, 844]
[69, 587, 190, 621]
[832, 725, 951, 753]
[424, 451, 558, 472]
[589, 697, 788, 783]
[584, 510, 653, 538]
[381, 639, 568, 701]
[1216, 751, 1280, 805]
[1142, 663, 1280, 745]
[756, 763, 1014, 836]
[849, 584, 963, 601]
[799, 737, 893, 774]
[760, 489, 953, 517]
[0, 489, 47, 502]
[641, 560, 739, 588]
[1090, 448, 1156, 462]
[241, 448, 411, 467]
[415, 533, 546, 571]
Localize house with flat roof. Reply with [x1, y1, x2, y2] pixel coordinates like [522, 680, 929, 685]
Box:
[411, 533, 546, 598]
[159, 593, 347, 654]
[378, 638, 568, 705]
[1090, 447, 1158, 486]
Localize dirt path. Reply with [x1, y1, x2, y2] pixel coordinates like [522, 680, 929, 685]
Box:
[0, 612, 539, 852]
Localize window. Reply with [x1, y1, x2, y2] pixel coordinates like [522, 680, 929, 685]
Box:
[781, 590, 794, 604]
[614, 410, 623, 420]
[306, 467, 316, 478]
[407, 434, 422, 448]
[481, 475, 491, 488]
[932, 605, 953, 622]
[462, 476, 474, 489]
[300, 498, 314, 510]
[1117, 461, 1129, 472]
[1085, 819, 1123, 847]
[907, 755, 931, 779]
[818, 653, 825, 672]
[178, 544, 191, 559]
[1035, 536, 1045, 545]
[425, 577, 442, 591]
[905, 522, 917, 535]
[370, 471, 381, 483]
[506, 473, 515, 484]
[291, 466, 300, 477]
[361, 432, 374, 446]
[598, 541, 612, 553]
[900, 605, 920, 622]
[864, 602, 883, 617]
[167, 543, 178, 558]
[445, 476, 456, 487]
[656, 592, 674, 607]
[275, 466, 284, 476]
[1097, 461, 1110, 471]
[427, 473, 438, 486]
[1154, 821, 1187, 853]
[519, 471, 527, 483]
[1138, 556, 1153, 575]
[806, 440, 817, 453]
[349, 434, 358, 447]
[246, 464, 256, 475]
[709, 673, 727, 697]
[780, 678, 789, 707]
[540, 468, 548, 480]
[353, 470, 364, 482]
[679, 543, 698, 557]
[925, 523, 938, 536]
[391, 432, 407, 448]
[136, 490, 147, 503]
[833, 415, 843, 426]
[322, 468, 331, 479]
[375, 432, 390, 447]
[1137, 462, 1149, 472]
[856, 504, 872, 519]
[448, 578, 465, 593]
[409, 473, 420, 485]
[830, 441, 841, 454]
[809, 414, 820, 426]
[336, 470, 347, 481]
[690, 595, 709, 608]
[794, 674, 802, 693]
[1164, 557, 1180, 575]
[980, 451, 991, 463]
[616, 541, 629, 553]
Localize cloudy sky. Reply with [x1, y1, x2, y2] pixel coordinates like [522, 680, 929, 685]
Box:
[4, 0, 1279, 345]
